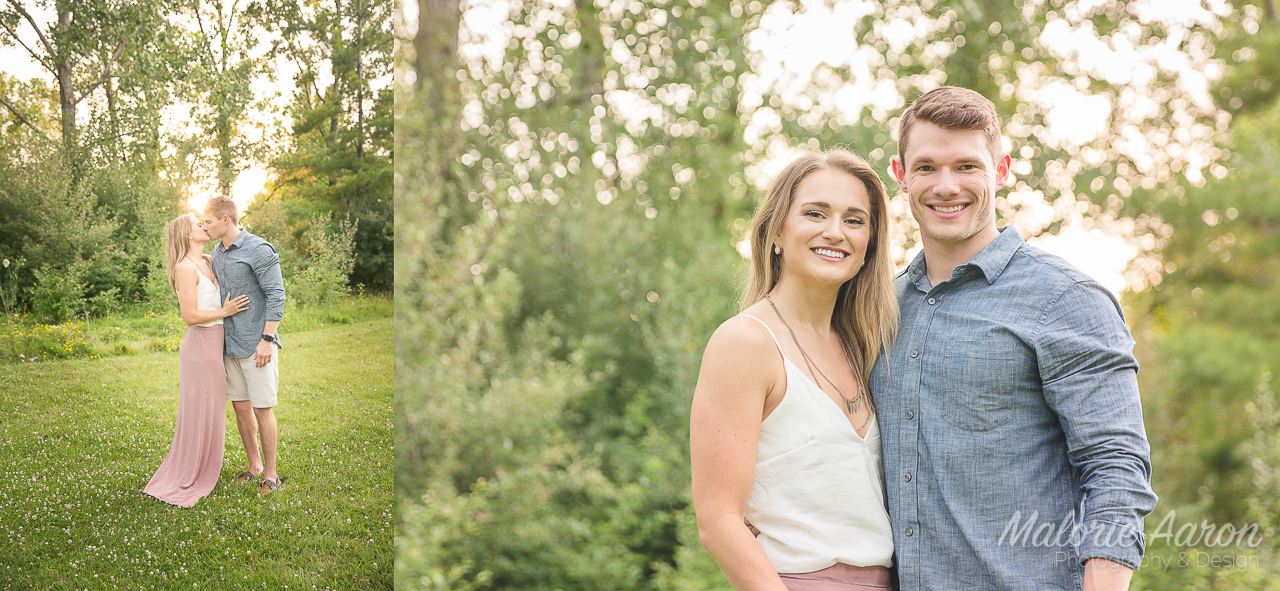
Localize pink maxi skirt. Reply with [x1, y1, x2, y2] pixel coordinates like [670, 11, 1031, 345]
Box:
[779, 563, 893, 591]
[143, 325, 227, 507]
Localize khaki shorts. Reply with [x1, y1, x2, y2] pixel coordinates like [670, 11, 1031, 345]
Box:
[224, 352, 279, 408]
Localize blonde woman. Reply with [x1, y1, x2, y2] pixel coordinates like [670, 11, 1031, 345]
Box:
[691, 150, 899, 590]
[143, 214, 249, 507]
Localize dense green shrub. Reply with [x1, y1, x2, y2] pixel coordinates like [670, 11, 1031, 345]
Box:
[0, 146, 184, 316]
[29, 262, 88, 323]
[290, 214, 358, 306]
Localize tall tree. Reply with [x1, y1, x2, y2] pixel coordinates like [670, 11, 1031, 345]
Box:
[0, 0, 172, 162]
[244, 0, 394, 290]
[0, 0, 186, 316]
[189, 0, 261, 198]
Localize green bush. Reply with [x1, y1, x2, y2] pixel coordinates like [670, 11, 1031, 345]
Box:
[29, 261, 88, 323]
[139, 258, 177, 313]
[291, 214, 358, 306]
[87, 287, 122, 317]
[0, 148, 183, 315]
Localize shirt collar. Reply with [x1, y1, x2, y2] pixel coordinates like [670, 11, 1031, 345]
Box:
[968, 225, 1023, 285]
[224, 229, 250, 251]
[905, 225, 1024, 290]
[905, 250, 929, 292]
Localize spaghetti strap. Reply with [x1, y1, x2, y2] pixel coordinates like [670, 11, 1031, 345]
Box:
[183, 258, 217, 289]
[194, 264, 218, 289]
[734, 314, 787, 361]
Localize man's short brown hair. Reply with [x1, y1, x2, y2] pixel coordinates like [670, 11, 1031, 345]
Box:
[897, 86, 1004, 165]
[204, 196, 239, 225]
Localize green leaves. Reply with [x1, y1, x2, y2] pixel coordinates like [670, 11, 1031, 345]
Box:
[238, 0, 393, 291]
[291, 213, 359, 305]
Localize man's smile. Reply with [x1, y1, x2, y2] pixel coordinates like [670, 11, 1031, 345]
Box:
[929, 203, 967, 213]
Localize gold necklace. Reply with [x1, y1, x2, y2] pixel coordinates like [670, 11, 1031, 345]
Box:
[765, 294, 868, 418]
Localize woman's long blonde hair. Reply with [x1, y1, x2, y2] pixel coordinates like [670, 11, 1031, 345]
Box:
[740, 149, 899, 407]
[165, 214, 211, 294]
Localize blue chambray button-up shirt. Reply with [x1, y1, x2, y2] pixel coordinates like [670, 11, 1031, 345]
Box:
[869, 226, 1157, 591]
[211, 230, 286, 359]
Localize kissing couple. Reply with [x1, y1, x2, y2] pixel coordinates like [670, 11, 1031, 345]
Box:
[143, 196, 288, 506]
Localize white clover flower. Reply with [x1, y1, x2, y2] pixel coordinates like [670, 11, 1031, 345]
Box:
[2, 259, 8, 267]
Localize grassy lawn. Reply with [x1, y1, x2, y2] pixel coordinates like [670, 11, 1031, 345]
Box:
[0, 314, 392, 590]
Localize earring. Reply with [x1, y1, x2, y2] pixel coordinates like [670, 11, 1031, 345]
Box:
[774, 244, 781, 255]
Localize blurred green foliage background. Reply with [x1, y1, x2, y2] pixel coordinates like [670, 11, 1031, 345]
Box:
[396, 0, 1280, 588]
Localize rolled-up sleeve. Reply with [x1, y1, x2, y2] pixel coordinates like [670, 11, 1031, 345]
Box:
[1036, 281, 1158, 570]
[250, 243, 286, 322]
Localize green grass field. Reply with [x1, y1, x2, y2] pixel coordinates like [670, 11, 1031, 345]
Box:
[0, 314, 392, 590]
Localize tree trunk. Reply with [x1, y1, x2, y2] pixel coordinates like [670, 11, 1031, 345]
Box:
[403, 0, 462, 492]
[105, 70, 119, 161]
[55, 1, 77, 156]
[420, 0, 461, 218]
[356, 0, 365, 160]
[326, 0, 342, 187]
[217, 5, 234, 197]
[418, 0, 458, 98]
[217, 106, 234, 197]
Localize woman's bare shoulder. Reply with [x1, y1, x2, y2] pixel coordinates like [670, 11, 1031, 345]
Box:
[694, 311, 785, 425]
[174, 259, 198, 288]
[701, 313, 781, 371]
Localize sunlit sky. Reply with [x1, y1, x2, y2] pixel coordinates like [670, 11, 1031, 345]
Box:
[1, 1, 390, 217]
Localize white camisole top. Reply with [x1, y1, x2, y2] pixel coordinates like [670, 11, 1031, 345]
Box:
[737, 314, 894, 574]
[194, 269, 223, 327]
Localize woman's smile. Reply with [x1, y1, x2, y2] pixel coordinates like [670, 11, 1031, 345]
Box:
[812, 246, 849, 260]
[774, 168, 872, 285]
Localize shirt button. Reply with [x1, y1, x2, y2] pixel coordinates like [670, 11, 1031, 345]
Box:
[904, 473, 912, 482]
[905, 528, 913, 536]
[906, 410, 914, 419]
[910, 350, 919, 358]
[927, 297, 936, 305]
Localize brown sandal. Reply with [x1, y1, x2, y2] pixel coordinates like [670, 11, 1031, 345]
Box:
[259, 475, 284, 493]
[234, 471, 261, 484]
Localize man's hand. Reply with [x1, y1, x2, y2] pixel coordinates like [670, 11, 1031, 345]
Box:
[254, 339, 274, 368]
[1082, 558, 1133, 591]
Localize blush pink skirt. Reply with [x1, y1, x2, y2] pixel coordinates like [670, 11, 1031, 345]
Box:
[779, 563, 893, 591]
[143, 325, 226, 507]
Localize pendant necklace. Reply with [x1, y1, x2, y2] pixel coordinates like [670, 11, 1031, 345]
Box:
[765, 294, 868, 420]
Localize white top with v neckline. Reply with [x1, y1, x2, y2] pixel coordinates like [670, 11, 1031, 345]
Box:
[194, 268, 223, 327]
[735, 313, 893, 574]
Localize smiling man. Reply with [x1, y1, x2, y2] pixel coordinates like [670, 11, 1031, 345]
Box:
[869, 86, 1157, 590]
